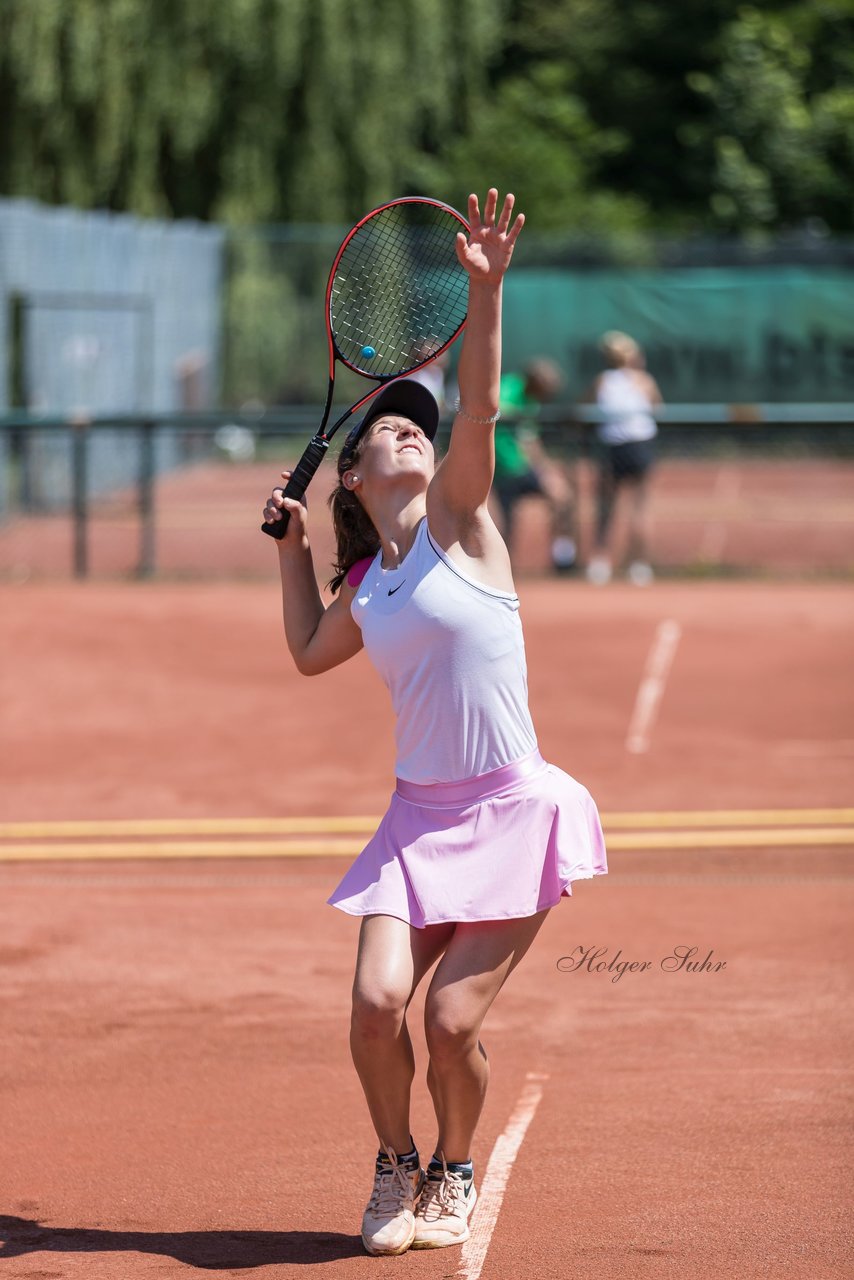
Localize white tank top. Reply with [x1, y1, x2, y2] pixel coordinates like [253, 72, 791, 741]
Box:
[595, 368, 658, 445]
[350, 518, 538, 783]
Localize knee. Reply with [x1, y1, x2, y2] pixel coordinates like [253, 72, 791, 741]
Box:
[350, 984, 408, 1042]
[424, 1008, 478, 1067]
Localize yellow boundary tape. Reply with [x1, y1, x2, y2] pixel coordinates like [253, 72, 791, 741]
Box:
[0, 817, 380, 838]
[1, 807, 853, 840]
[0, 824, 853, 862]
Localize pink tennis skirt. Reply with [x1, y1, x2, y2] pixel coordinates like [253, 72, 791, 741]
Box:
[326, 750, 607, 928]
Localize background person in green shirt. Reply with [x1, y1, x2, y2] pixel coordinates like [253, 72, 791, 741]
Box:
[494, 359, 578, 572]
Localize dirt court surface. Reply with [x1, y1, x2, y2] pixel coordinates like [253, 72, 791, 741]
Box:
[2, 579, 852, 819]
[2, 453, 853, 581]
[2, 578, 853, 1278]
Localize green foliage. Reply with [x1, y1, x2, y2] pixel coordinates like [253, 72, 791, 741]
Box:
[511, 0, 740, 231]
[427, 62, 650, 235]
[687, 5, 854, 230]
[0, 0, 851, 233]
[0, 0, 505, 223]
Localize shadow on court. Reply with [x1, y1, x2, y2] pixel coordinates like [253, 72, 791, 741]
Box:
[0, 1216, 362, 1269]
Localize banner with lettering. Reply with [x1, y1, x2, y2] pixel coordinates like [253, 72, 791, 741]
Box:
[503, 267, 854, 403]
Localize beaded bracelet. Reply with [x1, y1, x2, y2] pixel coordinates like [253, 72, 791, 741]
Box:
[454, 398, 501, 424]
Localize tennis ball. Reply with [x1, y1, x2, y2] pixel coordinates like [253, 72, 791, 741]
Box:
[360, 345, 377, 360]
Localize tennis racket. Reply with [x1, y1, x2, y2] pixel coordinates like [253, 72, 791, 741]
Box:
[261, 196, 470, 538]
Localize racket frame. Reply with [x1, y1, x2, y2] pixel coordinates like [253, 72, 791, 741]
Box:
[261, 196, 470, 539]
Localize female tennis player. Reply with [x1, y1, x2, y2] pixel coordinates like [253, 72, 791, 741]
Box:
[262, 189, 607, 1256]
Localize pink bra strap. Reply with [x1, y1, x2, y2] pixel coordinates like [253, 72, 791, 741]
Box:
[346, 556, 374, 588]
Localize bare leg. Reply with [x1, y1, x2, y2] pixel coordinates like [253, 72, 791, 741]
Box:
[594, 464, 617, 552]
[625, 475, 652, 564]
[538, 461, 578, 568]
[552, 460, 579, 544]
[350, 914, 454, 1153]
[423, 910, 551, 1163]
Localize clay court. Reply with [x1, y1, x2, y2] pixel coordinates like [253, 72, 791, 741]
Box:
[3, 3, 854, 1273]
[2, 558, 852, 1278]
[2, 447, 853, 582]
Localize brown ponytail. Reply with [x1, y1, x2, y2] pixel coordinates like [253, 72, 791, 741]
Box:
[327, 437, 380, 594]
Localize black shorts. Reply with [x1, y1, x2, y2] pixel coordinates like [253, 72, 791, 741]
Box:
[602, 438, 655, 481]
[494, 468, 546, 510]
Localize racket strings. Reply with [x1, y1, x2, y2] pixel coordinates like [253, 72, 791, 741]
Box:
[330, 203, 468, 378]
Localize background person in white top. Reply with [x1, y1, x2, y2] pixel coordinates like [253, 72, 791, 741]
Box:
[584, 330, 663, 585]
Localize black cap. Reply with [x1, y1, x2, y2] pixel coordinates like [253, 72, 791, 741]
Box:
[340, 379, 440, 461]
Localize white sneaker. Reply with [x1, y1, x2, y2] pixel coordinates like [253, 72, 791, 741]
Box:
[360, 1147, 425, 1256]
[627, 560, 654, 586]
[585, 555, 612, 586]
[412, 1156, 478, 1249]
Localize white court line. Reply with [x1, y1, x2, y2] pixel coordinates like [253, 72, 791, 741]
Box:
[625, 619, 682, 755]
[456, 1071, 548, 1280]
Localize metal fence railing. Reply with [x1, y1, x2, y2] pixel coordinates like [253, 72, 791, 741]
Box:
[1, 405, 852, 582]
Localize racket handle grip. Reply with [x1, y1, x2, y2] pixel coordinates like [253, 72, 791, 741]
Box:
[261, 436, 329, 539]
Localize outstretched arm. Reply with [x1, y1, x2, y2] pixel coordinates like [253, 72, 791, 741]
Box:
[429, 189, 524, 515]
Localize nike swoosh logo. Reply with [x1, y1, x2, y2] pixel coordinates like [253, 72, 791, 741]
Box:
[387, 581, 406, 596]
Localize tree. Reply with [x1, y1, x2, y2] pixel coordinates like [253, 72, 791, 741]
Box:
[686, 4, 854, 230]
[1, 0, 851, 234]
[0, 0, 506, 223]
[490, 0, 740, 232]
[424, 61, 650, 236]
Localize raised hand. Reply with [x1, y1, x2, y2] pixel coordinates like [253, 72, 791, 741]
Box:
[454, 189, 525, 286]
[262, 470, 309, 549]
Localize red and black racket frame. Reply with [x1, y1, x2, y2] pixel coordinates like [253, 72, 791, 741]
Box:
[261, 197, 470, 539]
